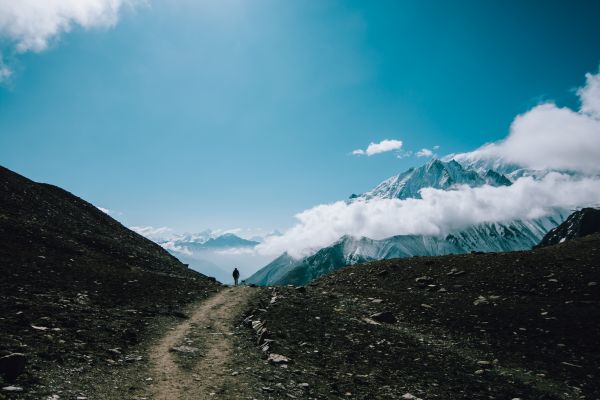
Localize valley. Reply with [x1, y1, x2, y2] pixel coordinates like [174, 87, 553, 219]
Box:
[1, 165, 599, 399]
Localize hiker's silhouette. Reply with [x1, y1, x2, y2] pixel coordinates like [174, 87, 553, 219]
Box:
[232, 268, 240, 286]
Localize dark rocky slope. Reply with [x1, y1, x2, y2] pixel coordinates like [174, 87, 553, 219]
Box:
[240, 234, 600, 399]
[0, 166, 220, 398]
[537, 207, 600, 247]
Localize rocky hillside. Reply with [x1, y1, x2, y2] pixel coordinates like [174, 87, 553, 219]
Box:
[0, 166, 192, 276]
[537, 207, 600, 247]
[0, 166, 221, 398]
[239, 234, 600, 399]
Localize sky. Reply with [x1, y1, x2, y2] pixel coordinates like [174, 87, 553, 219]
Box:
[1, 0, 600, 235]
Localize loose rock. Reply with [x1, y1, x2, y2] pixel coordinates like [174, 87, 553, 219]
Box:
[370, 311, 397, 324]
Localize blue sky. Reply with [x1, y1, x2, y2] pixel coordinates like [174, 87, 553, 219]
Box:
[1, 0, 600, 233]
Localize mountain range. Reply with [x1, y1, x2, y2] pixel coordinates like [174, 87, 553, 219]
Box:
[247, 158, 568, 285]
[150, 231, 269, 284]
[164, 232, 259, 252]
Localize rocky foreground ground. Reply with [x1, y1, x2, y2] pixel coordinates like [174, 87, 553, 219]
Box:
[234, 234, 600, 399]
[2, 233, 599, 399]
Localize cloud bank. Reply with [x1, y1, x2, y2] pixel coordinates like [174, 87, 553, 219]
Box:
[258, 173, 600, 258]
[353, 139, 403, 156]
[0, 0, 142, 81]
[453, 70, 600, 174]
[258, 69, 600, 258]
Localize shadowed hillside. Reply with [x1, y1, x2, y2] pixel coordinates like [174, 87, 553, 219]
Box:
[0, 166, 221, 398]
[537, 207, 600, 247]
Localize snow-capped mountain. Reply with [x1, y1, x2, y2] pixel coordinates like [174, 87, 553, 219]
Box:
[167, 233, 259, 251]
[249, 157, 570, 286]
[355, 159, 511, 200]
[445, 152, 557, 181]
[246, 213, 566, 286]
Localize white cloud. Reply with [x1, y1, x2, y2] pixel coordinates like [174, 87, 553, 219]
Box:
[453, 69, 600, 174]
[578, 71, 600, 119]
[0, 0, 143, 82]
[353, 139, 403, 156]
[257, 173, 600, 258]
[130, 226, 175, 242]
[0, 0, 142, 53]
[416, 148, 434, 158]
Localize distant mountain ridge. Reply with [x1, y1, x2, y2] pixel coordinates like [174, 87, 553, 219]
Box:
[144, 231, 266, 284]
[167, 233, 259, 251]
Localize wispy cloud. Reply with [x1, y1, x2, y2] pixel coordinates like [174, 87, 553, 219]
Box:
[0, 0, 143, 82]
[130, 226, 175, 242]
[416, 148, 434, 158]
[0, 56, 12, 83]
[415, 145, 440, 158]
[352, 139, 403, 156]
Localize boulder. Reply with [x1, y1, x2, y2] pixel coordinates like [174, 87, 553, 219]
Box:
[267, 353, 291, 364]
[415, 276, 433, 285]
[370, 311, 397, 324]
[169, 346, 199, 354]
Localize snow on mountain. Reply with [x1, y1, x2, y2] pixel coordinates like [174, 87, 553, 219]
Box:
[444, 151, 559, 182]
[246, 213, 567, 286]
[356, 159, 511, 200]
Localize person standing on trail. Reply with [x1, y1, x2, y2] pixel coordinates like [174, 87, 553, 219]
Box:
[232, 268, 240, 286]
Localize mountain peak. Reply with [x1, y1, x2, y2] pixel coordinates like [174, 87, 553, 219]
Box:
[356, 158, 506, 201]
[426, 158, 443, 168]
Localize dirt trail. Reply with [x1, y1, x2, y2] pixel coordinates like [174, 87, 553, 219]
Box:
[149, 286, 255, 399]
